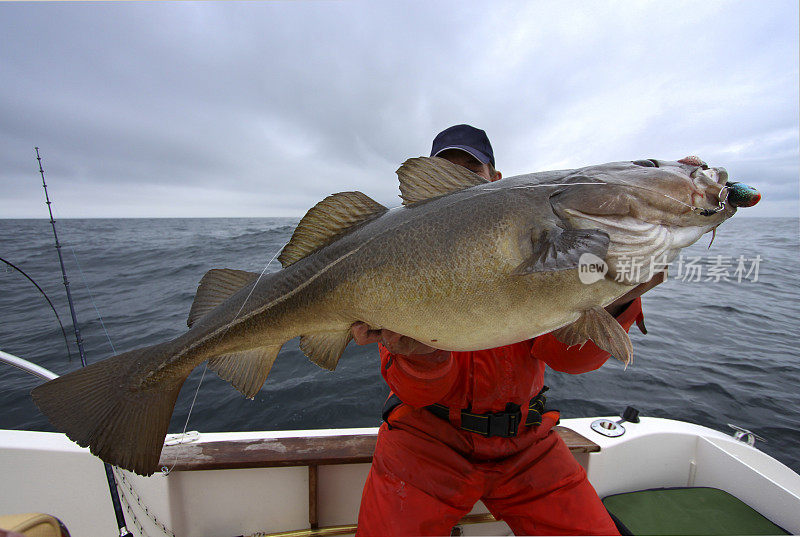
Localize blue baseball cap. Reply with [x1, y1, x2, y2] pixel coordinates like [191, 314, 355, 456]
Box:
[430, 124, 495, 167]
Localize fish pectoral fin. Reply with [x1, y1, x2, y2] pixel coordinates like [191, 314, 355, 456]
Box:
[513, 227, 610, 274]
[551, 306, 633, 366]
[396, 156, 489, 206]
[208, 344, 282, 399]
[188, 269, 261, 327]
[300, 331, 353, 371]
[278, 191, 388, 268]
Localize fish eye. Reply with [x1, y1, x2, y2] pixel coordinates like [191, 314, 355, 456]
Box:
[632, 159, 659, 168]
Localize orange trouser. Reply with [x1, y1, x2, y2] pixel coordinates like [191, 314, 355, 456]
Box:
[356, 407, 619, 536]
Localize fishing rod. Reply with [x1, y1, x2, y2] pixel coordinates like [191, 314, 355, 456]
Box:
[35, 148, 133, 537]
[35, 147, 86, 368]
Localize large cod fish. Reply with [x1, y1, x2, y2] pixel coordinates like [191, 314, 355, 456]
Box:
[32, 155, 759, 475]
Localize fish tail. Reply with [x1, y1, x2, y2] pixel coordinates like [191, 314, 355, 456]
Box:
[31, 341, 185, 476]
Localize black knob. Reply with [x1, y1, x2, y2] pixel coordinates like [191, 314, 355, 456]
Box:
[622, 406, 640, 423]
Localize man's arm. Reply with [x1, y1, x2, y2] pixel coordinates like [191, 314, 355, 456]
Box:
[351, 322, 458, 408]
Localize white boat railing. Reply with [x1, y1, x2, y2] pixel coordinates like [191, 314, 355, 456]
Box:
[0, 349, 59, 381]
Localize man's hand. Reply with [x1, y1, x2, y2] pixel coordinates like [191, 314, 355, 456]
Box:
[350, 322, 440, 356]
[605, 270, 666, 317]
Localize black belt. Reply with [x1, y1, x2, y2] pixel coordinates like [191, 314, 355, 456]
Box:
[382, 387, 549, 438]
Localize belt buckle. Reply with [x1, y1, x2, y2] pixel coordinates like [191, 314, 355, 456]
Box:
[486, 405, 522, 438]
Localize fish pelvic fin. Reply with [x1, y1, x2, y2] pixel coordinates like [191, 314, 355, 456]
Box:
[513, 227, 610, 274]
[396, 156, 488, 206]
[551, 306, 634, 366]
[31, 341, 186, 476]
[278, 191, 388, 268]
[207, 344, 282, 399]
[300, 330, 353, 371]
[188, 268, 261, 327]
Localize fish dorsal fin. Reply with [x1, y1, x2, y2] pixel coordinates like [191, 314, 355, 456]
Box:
[207, 344, 282, 399]
[300, 330, 353, 371]
[551, 306, 634, 367]
[397, 156, 489, 206]
[278, 191, 388, 268]
[188, 268, 260, 327]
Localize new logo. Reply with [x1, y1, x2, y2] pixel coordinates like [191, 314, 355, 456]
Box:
[578, 253, 608, 284]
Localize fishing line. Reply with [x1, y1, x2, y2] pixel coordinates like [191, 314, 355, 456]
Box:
[498, 182, 609, 188]
[162, 362, 208, 476]
[491, 180, 728, 215]
[620, 182, 728, 215]
[72, 242, 210, 482]
[69, 246, 117, 356]
[69, 241, 227, 483]
[161, 239, 289, 476]
[228, 240, 289, 327]
[0, 256, 74, 362]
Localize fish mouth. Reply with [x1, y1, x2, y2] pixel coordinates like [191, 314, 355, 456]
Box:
[687, 165, 730, 215]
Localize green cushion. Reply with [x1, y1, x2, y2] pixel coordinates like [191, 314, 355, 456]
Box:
[602, 487, 789, 535]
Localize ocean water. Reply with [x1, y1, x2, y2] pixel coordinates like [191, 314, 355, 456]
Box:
[1, 217, 798, 472]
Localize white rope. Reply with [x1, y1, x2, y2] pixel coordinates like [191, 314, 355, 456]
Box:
[114, 466, 176, 537]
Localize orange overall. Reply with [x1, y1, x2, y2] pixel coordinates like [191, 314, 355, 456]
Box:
[356, 298, 644, 536]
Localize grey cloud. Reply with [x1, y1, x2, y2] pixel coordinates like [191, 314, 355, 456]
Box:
[0, 1, 797, 218]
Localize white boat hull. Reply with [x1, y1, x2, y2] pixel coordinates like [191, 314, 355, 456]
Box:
[2, 417, 799, 537]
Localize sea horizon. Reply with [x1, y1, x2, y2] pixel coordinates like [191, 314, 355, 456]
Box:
[1, 216, 799, 472]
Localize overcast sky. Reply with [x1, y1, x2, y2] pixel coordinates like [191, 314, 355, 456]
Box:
[1, 1, 797, 218]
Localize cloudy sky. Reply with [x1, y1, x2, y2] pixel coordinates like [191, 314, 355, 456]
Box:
[1, 1, 797, 218]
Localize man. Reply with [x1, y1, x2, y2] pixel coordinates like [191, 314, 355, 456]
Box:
[351, 124, 662, 536]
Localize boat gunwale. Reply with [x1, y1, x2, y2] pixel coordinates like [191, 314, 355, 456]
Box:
[157, 426, 600, 472]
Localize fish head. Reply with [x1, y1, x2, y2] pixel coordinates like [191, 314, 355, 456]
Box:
[553, 156, 737, 227]
[549, 156, 759, 283]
